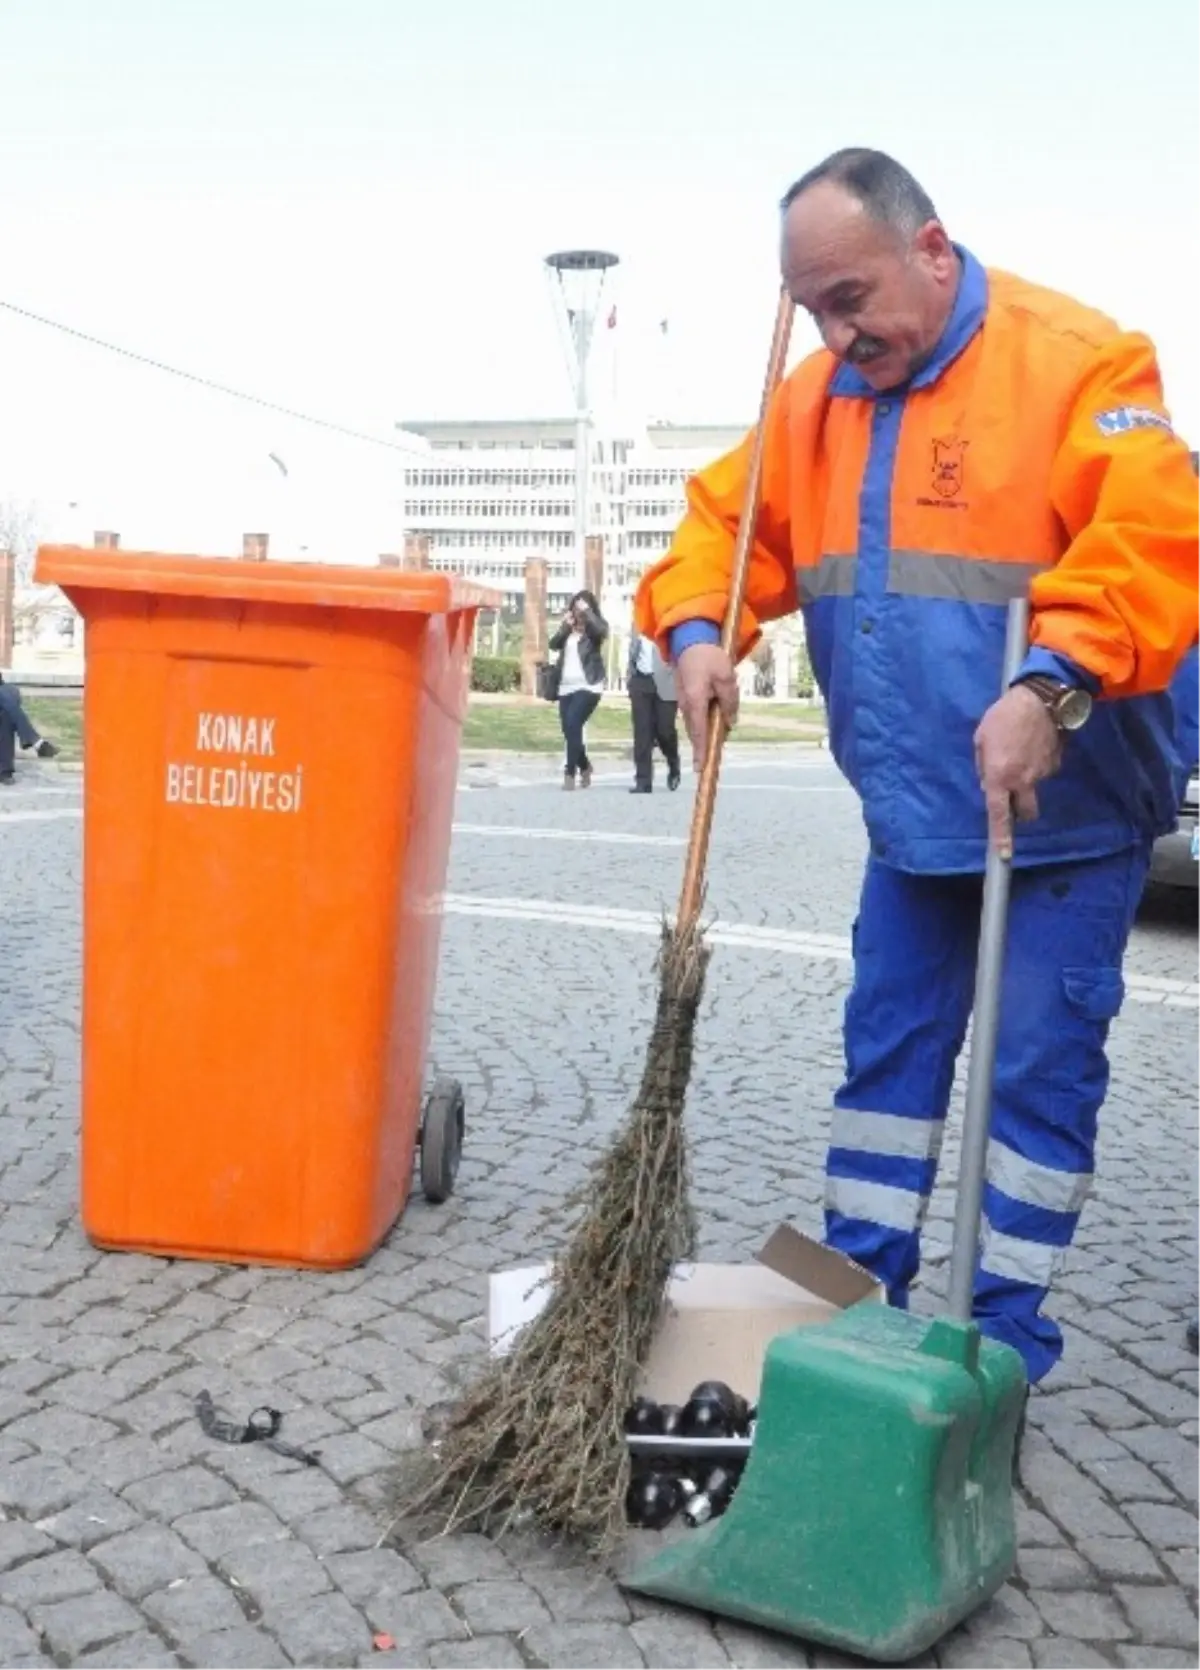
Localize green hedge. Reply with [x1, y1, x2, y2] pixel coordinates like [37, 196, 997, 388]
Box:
[471, 655, 522, 693]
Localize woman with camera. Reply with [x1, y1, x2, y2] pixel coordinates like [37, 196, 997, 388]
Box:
[547, 589, 609, 790]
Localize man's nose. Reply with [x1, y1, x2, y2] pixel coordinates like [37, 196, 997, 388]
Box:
[821, 318, 858, 359]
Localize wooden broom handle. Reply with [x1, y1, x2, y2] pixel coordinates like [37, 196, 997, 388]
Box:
[677, 288, 795, 929]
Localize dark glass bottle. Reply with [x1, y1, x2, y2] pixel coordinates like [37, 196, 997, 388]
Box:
[625, 1470, 681, 1529]
[623, 1397, 664, 1436]
[682, 1463, 741, 1526]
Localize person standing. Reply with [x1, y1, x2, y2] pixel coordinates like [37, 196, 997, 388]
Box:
[626, 628, 682, 794]
[636, 148, 1198, 1389]
[548, 590, 608, 790]
[0, 676, 59, 785]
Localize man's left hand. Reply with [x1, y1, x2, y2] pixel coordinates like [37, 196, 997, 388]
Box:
[973, 685, 1063, 859]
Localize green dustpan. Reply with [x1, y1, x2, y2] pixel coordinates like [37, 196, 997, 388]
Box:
[623, 601, 1032, 1663]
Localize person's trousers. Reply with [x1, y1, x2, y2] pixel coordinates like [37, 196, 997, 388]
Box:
[559, 690, 600, 778]
[0, 684, 38, 751]
[628, 672, 680, 788]
[824, 844, 1150, 1383]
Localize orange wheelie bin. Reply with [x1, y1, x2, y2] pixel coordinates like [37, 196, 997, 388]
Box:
[35, 545, 498, 1269]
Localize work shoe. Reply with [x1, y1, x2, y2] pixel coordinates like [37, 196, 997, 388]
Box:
[580, 767, 593, 788]
[630, 785, 651, 795]
[562, 775, 576, 791]
[36, 740, 59, 759]
[0, 770, 14, 785]
[667, 766, 681, 790]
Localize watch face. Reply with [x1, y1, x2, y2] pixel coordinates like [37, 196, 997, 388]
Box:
[1058, 688, 1093, 731]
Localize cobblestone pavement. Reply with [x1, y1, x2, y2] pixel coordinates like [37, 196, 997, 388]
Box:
[0, 750, 1196, 1669]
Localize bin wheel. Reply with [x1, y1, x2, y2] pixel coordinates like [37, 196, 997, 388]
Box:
[420, 1077, 465, 1204]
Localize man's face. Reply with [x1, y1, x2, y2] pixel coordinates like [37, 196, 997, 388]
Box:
[781, 182, 958, 392]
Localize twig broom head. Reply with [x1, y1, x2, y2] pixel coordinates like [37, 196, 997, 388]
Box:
[388, 917, 710, 1548]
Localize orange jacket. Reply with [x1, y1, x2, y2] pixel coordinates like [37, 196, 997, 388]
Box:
[635, 248, 1199, 871]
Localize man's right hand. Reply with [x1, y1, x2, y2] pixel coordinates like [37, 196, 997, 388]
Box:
[676, 643, 740, 770]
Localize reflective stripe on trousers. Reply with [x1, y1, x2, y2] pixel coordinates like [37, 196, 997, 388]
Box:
[823, 844, 1149, 1383]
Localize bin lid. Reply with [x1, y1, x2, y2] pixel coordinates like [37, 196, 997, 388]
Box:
[34, 546, 502, 614]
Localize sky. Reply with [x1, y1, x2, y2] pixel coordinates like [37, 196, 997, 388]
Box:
[0, 0, 1196, 562]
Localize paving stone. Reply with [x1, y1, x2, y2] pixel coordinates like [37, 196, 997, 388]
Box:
[526, 1566, 632, 1623]
[631, 1613, 731, 1667]
[1114, 1650, 1200, 1669]
[1122, 1502, 1199, 1549]
[122, 1463, 237, 1519]
[308, 1430, 395, 1485]
[452, 1577, 552, 1634]
[74, 1631, 181, 1668]
[361, 1586, 468, 1643]
[31, 1590, 145, 1659]
[939, 1636, 1032, 1668]
[0, 1547, 102, 1607]
[171, 1626, 291, 1668]
[1014, 1503, 1065, 1547]
[295, 1502, 384, 1556]
[407, 1532, 514, 1586]
[173, 1500, 288, 1560]
[144, 1573, 247, 1637]
[4, 1406, 120, 1453]
[1074, 1535, 1165, 1582]
[1017, 1546, 1097, 1591]
[324, 1548, 424, 1604]
[521, 1621, 647, 1668]
[0, 1454, 88, 1516]
[1163, 1550, 1199, 1592]
[1113, 1583, 1198, 1648]
[1026, 1449, 1136, 1542]
[429, 1637, 527, 1669]
[713, 1620, 812, 1668]
[262, 1589, 373, 1666]
[1079, 1453, 1181, 1502]
[218, 1535, 332, 1603]
[1028, 1588, 1132, 1641]
[79, 1438, 177, 1494]
[246, 1467, 347, 1534]
[34, 1486, 143, 1550]
[91, 1523, 208, 1601]
[0, 1604, 41, 1662]
[0, 1521, 58, 1570]
[1030, 1640, 1115, 1667]
[963, 1585, 1045, 1642]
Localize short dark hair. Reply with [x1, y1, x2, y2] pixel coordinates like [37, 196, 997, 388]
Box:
[780, 149, 938, 238]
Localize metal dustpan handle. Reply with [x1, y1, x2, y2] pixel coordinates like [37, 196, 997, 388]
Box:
[946, 598, 1030, 1323]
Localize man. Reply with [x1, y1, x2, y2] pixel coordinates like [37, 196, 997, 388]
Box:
[636, 149, 1198, 1387]
[0, 676, 59, 784]
[626, 628, 682, 793]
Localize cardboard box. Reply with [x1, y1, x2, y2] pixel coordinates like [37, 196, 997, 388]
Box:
[488, 1224, 883, 1415]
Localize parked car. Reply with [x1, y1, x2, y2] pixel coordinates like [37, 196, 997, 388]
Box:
[1148, 766, 1199, 891]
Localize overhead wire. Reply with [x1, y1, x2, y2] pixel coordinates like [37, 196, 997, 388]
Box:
[0, 296, 425, 456]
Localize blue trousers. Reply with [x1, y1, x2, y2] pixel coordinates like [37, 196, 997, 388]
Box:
[824, 845, 1150, 1383]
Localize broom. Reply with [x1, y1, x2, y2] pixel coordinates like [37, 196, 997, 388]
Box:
[392, 288, 796, 1550]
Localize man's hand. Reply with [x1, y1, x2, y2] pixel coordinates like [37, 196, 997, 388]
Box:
[676, 643, 740, 770]
[973, 684, 1063, 859]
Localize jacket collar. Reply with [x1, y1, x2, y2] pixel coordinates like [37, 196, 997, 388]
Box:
[828, 243, 988, 399]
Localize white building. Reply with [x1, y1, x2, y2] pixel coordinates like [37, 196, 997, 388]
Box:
[395, 417, 745, 618]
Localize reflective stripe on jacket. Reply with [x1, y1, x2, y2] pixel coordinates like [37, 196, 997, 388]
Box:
[635, 247, 1200, 873]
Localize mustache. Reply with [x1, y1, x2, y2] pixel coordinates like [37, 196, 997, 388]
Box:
[845, 335, 889, 365]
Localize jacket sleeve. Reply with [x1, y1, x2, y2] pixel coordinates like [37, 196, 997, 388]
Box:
[633, 377, 797, 660]
[548, 624, 568, 653]
[583, 611, 609, 646]
[1026, 332, 1199, 699]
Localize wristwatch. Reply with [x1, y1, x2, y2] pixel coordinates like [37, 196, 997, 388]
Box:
[1016, 674, 1093, 732]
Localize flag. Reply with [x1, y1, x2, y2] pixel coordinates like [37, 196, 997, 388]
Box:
[607, 306, 617, 329]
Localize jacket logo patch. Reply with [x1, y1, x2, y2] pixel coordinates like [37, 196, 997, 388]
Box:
[1094, 405, 1172, 437]
[917, 437, 970, 508]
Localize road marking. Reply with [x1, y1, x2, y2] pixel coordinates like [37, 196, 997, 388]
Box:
[452, 823, 683, 847]
[0, 806, 83, 824]
[441, 892, 1197, 1009]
